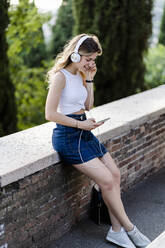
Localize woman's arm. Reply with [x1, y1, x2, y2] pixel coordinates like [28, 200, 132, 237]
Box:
[82, 61, 96, 111]
[45, 72, 78, 128]
[84, 83, 94, 111]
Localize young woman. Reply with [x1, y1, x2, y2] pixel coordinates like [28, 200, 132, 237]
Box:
[45, 34, 151, 248]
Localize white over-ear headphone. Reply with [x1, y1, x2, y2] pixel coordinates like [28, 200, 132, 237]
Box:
[70, 35, 90, 63]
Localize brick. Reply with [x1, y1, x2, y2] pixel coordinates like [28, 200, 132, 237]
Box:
[111, 143, 122, 152]
[135, 164, 141, 171]
[140, 125, 145, 133]
[130, 135, 136, 141]
[112, 137, 122, 144]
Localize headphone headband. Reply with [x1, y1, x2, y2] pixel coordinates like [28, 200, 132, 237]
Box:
[70, 35, 90, 63]
[74, 35, 90, 53]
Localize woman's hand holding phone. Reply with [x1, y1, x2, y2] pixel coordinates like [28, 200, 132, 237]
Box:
[96, 117, 110, 124]
[78, 117, 110, 131]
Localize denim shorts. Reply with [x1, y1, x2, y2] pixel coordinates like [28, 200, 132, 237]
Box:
[52, 113, 108, 165]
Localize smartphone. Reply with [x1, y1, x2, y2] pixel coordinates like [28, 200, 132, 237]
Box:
[97, 117, 110, 124]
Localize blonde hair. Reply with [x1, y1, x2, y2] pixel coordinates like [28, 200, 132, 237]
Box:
[46, 33, 102, 87]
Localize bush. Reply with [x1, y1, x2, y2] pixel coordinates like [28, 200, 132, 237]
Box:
[14, 61, 52, 130]
[7, 0, 51, 131]
[144, 44, 165, 89]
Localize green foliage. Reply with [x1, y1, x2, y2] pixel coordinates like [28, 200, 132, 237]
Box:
[49, 0, 74, 58]
[144, 44, 165, 89]
[7, 0, 49, 68]
[72, 0, 153, 106]
[0, 0, 17, 136]
[7, 0, 51, 131]
[158, 4, 165, 45]
[72, 0, 95, 34]
[14, 60, 52, 130]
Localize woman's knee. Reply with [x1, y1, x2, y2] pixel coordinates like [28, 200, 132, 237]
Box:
[99, 175, 115, 192]
[112, 167, 121, 185]
[100, 153, 121, 184]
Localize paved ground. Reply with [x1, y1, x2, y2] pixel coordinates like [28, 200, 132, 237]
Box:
[49, 167, 165, 248]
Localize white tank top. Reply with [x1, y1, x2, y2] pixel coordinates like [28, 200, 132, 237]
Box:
[57, 68, 88, 115]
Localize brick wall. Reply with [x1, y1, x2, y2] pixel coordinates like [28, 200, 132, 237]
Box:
[0, 164, 92, 248]
[0, 113, 165, 248]
[107, 113, 165, 190]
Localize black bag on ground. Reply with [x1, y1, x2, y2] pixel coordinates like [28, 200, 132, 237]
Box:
[89, 184, 111, 225]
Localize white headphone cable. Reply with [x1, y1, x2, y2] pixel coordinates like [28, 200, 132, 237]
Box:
[77, 80, 105, 166]
[87, 83, 105, 157]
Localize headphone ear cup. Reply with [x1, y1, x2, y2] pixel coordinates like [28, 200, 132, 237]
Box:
[70, 52, 81, 63]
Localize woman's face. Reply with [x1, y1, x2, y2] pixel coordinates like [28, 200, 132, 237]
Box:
[77, 52, 98, 72]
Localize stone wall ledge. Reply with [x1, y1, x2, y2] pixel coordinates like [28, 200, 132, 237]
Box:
[0, 85, 165, 187]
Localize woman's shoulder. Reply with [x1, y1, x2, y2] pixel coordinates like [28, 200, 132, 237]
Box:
[53, 70, 65, 80]
[50, 70, 66, 88]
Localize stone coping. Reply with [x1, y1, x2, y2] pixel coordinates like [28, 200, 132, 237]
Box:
[147, 231, 165, 248]
[0, 85, 165, 187]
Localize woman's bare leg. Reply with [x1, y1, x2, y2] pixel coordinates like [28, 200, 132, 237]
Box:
[72, 157, 134, 232]
[99, 152, 151, 247]
[99, 152, 123, 231]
